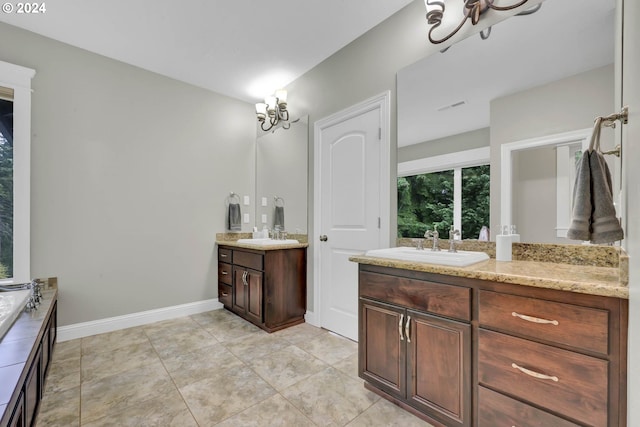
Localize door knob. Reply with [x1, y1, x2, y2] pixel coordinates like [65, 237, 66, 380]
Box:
[319, 235, 328, 242]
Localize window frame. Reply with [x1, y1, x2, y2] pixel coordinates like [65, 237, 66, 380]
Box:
[398, 147, 490, 237]
[0, 60, 35, 284]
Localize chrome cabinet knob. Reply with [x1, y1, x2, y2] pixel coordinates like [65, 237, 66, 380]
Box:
[319, 235, 328, 242]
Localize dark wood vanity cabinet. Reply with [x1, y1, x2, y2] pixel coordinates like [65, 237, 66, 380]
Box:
[218, 245, 306, 332]
[477, 289, 626, 427]
[359, 268, 472, 427]
[357, 264, 627, 427]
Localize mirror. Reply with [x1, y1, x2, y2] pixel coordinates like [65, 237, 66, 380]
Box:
[255, 116, 308, 234]
[397, 0, 616, 243]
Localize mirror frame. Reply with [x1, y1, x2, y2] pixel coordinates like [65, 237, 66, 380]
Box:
[500, 127, 591, 230]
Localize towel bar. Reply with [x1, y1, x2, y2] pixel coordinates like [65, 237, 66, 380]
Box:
[600, 106, 629, 129]
[601, 144, 621, 158]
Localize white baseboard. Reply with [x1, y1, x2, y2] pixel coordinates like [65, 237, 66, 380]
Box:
[304, 310, 319, 327]
[57, 298, 223, 342]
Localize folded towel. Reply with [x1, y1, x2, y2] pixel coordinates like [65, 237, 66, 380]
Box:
[589, 150, 624, 243]
[274, 206, 285, 229]
[566, 151, 592, 241]
[567, 117, 624, 244]
[228, 203, 241, 231]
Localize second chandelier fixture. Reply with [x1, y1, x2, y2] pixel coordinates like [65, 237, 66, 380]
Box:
[255, 89, 289, 132]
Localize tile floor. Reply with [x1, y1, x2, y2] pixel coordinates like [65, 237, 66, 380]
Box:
[37, 309, 433, 426]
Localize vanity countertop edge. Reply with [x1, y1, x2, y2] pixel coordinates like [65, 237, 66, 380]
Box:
[349, 255, 628, 299]
[216, 240, 309, 251]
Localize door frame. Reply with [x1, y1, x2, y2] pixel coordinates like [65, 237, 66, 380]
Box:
[310, 91, 392, 327]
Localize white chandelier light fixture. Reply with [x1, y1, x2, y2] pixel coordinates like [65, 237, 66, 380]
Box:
[255, 89, 289, 132]
[424, 0, 540, 46]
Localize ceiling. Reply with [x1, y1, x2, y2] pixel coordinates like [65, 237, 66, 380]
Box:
[397, 0, 616, 147]
[0, 0, 414, 103]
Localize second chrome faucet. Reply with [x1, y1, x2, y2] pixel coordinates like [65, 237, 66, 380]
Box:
[424, 227, 440, 251]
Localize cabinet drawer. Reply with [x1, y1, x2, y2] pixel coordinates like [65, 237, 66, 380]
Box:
[233, 250, 263, 271]
[360, 271, 470, 321]
[218, 262, 232, 285]
[218, 248, 232, 262]
[218, 283, 232, 307]
[478, 386, 580, 427]
[478, 290, 608, 355]
[478, 329, 608, 427]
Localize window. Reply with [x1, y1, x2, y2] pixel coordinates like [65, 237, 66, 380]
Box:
[397, 147, 490, 239]
[0, 93, 13, 278]
[0, 60, 35, 283]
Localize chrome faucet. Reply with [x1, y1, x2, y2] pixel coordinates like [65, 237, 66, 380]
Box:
[424, 227, 440, 251]
[448, 226, 461, 253]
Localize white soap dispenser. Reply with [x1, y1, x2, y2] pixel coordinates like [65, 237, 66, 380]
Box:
[495, 225, 512, 262]
[510, 225, 520, 243]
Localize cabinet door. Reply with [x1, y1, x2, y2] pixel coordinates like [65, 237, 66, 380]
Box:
[8, 391, 24, 427]
[245, 269, 263, 324]
[407, 310, 471, 427]
[24, 344, 42, 427]
[232, 266, 247, 313]
[359, 298, 406, 399]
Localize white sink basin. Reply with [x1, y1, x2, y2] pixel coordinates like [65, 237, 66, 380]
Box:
[236, 238, 300, 245]
[0, 289, 31, 341]
[365, 246, 489, 267]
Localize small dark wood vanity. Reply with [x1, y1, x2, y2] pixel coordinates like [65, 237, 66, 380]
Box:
[354, 257, 628, 427]
[217, 242, 307, 332]
[0, 284, 57, 427]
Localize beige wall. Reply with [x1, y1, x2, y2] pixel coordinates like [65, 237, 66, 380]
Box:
[490, 64, 615, 239]
[398, 127, 490, 163]
[0, 23, 256, 326]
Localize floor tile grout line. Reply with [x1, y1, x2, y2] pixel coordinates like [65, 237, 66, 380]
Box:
[149, 330, 202, 427]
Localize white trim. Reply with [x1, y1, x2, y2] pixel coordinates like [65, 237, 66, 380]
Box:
[313, 91, 391, 330]
[500, 128, 591, 229]
[304, 309, 319, 327]
[57, 298, 223, 342]
[0, 60, 35, 283]
[397, 146, 490, 177]
[453, 168, 462, 233]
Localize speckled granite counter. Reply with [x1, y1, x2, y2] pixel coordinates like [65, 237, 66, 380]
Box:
[216, 240, 309, 250]
[349, 254, 628, 299]
[216, 232, 308, 251]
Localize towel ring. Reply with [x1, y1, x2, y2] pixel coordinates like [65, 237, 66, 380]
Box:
[274, 196, 285, 207]
[228, 191, 240, 204]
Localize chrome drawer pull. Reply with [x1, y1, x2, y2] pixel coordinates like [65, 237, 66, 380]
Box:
[220, 292, 229, 297]
[221, 271, 228, 275]
[220, 254, 228, 258]
[512, 311, 559, 326]
[405, 316, 411, 343]
[511, 363, 559, 382]
[399, 314, 404, 341]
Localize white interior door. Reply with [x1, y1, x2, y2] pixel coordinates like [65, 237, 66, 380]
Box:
[316, 97, 388, 341]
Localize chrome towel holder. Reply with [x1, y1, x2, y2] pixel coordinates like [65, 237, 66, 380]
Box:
[596, 106, 628, 158]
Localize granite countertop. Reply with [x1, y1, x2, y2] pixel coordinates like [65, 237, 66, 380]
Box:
[217, 240, 309, 251]
[216, 232, 309, 251]
[349, 254, 628, 299]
